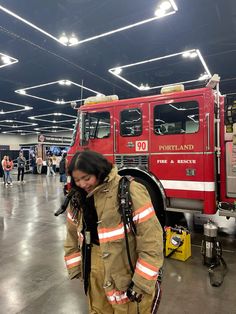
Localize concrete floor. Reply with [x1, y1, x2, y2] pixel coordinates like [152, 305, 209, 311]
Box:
[0, 174, 235, 314]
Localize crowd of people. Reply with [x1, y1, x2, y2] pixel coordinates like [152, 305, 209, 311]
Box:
[0, 151, 67, 186]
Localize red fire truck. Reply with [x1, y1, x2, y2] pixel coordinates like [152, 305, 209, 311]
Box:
[67, 75, 236, 222]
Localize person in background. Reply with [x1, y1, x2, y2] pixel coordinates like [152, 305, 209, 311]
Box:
[46, 157, 55, 176]
[1, 155, 7, 184]
[30, 155, 36, 174]
[52, 154, 57, 173]
[36, 156, 43, 174]
[59, 152, 67, 183]
[3, 155, 13, 186]
[64, 150, 163, 313]
[17, 152, 26, 183]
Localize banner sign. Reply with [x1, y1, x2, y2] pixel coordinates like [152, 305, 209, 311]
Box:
[38, 134, 71, 144]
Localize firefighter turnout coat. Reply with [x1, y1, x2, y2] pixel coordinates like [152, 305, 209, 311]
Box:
[64, 167, 163, 305]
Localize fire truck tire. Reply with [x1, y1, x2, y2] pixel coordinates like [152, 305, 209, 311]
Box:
[134, 177, 166, 227]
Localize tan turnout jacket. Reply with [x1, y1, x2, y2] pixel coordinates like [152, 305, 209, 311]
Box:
[64, 167, 163, 304]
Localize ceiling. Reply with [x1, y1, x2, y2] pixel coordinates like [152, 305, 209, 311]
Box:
[0, 0, 236, 135]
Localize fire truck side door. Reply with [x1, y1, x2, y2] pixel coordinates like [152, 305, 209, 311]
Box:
[114, 103, 149, 155]
[85, 109, 114, 162]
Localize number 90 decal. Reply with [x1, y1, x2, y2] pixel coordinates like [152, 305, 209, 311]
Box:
[135, 140, 148, 152]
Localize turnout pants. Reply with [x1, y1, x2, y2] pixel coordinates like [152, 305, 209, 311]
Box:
[88, 245, 154, 314]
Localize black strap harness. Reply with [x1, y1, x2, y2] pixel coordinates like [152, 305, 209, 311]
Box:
[118, 176, 136, 273]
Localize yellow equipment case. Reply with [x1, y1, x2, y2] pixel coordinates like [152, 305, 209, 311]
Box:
[165, 226, 191, 261]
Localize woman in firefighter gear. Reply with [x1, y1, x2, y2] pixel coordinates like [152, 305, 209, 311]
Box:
[64, 150, 163, 314]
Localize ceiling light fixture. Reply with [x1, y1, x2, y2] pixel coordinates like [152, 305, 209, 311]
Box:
[0, 100, 32, 115]
[0, 2, 178, 46]
[55, 99, 65, 105]
[2, 130, 39, 135]
[18, 89, 26, 95]
[198, 73, 210, 81]
[160, 1, 172, 11]
[139, 83, 151, 90]
[0, 52, 18, 68]
[76, 0, 178, 45]
[59, 33, 69, 45]
[182, 51, 191, 58]
[155, 0, 175, 17]
[109, 49, 211, 91]
[68, 34, 79, 45]
[113, 68, 122, 75]
[58, 33, 79, 46]
[0, 5, 79, 47]
[0, 119, 37, 129]
[34, 126, 73, 133]
[28, 113, 76, 124]
[1, 55, 11, 64]
[190, 52, 198, 58]
[15, 80, 101, 104]
[154, 9, 166, 18]
[182, 51, 198, 58]
[58, 80, 72, 86]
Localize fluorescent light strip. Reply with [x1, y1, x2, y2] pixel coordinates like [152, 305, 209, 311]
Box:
[0, 100, 32, 114]
[30, 113, 76, 118]
[15, 80, 101, 104]
[28, 113, 76, 124]
[109, 49, 212, 90]
[76, 11, 177, 45]
[30, 118, 75, 124]
[0, 120, 37, 128]
[0, 52, 18, 68]
[169, 0, 178, 11]
[196, 50, 211, 77]
[0, 1, 178, 46]
[2, 130, 39, 135]
[34, 126, 73, 133]
[0, 5, 66, 46]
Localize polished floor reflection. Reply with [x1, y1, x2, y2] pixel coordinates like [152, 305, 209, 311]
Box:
[0, 174, 235, 314]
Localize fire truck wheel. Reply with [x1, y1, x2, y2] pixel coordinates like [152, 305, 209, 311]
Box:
[134, 177, 166, 228]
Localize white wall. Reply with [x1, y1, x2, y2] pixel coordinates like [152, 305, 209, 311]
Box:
[0, 134, 23, 150]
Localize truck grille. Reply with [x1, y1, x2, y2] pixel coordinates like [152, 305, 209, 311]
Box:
[115, 155, 148, 170]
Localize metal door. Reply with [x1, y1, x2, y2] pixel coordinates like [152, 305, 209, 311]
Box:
[114, 102, 149, 167]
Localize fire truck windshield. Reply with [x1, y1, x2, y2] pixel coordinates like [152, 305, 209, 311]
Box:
[80, 111, 110, 145]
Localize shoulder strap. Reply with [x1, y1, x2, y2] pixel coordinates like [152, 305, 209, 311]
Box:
[118, 176, 136, 234]
[118, 176, 136, 274]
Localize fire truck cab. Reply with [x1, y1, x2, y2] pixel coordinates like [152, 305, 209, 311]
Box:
[68, 75, 236, 222]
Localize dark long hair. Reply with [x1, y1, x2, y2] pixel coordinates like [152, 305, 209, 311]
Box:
[68, 150, 113, 190]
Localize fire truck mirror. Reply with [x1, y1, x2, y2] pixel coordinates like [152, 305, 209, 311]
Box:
[79, 112, 89, 146]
